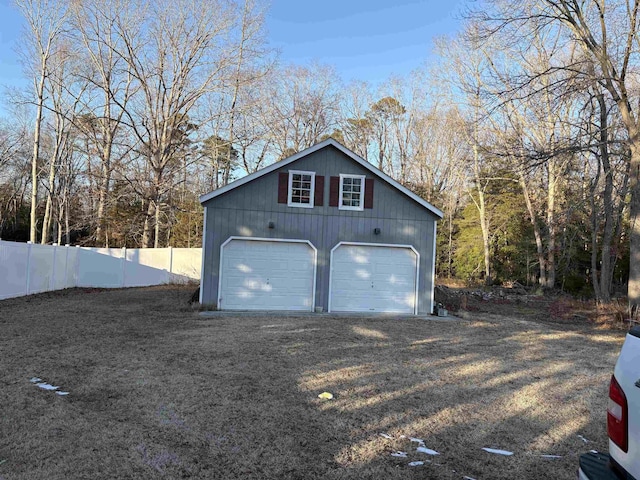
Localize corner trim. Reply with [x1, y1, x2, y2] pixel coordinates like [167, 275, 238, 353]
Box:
[198, 206, 208, 304]
[430, 220, 437, 314]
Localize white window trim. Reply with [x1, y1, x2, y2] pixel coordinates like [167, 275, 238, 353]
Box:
[287, 170, 315, 208]
[339, 174, 366, 211]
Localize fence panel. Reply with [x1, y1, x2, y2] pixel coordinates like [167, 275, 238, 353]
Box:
[28, 244, 55, 294]
[52, 246, 69, 290]
[0, 241, 202, 300]
[65, 247, 78, 288]
[0, 241, 29, 300]
[125, 248, 170, 287]
[76, 248, 125, 288]
[169, 248, 201, 284]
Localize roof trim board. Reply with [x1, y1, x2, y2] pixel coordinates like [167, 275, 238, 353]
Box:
[198, 138, 444, 219]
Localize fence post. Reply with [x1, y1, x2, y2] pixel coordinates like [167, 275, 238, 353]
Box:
[64, 244, 70, 288]
[50, 244, 58, 291]
[75, 245, 81, 287]
[25, 241, 33, 295]
[121, 247, 127, 287]
[168, 246, 174, 283]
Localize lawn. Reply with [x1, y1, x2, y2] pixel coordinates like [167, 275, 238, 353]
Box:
[0, 286, 626, 479]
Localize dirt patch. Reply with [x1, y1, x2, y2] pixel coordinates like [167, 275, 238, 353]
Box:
[0, 286, 627, 479]
[435, 283, 635, 330]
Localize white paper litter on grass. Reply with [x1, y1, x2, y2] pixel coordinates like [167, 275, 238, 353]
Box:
[416, 446, 440, 455]
[578, 435, 589, 443]
[29, 377, 42, 383]
[408, 461, 424, 467]
[409, 437, 425, 444]
[463, 476, 477, 480]
[590, 450, 599, 454]
[379, 433, 393, 439]
[36, 383, 59, 391]
[540, 454, 562, 459]
[56, 391, 69, 396]
[390, 451, 408, 458]
[482, 448, 513, 456]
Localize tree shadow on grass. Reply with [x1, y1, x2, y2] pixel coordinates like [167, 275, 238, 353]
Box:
[0, 287, 626, 479]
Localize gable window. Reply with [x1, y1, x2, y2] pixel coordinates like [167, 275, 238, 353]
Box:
[288, 170, 315, 208]
[339, 174, 366, 211]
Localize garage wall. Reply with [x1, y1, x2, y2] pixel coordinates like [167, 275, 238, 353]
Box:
[201, 145, 439, 313]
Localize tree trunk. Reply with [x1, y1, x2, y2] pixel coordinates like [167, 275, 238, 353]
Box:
[142, 199, 155, 248]
[40, 148, 58, 244]
[478, 189, 492, 285]
[519, 171, 546, 286]
[544, 161, 557, 289]
[95, 156, 111, 247]
[41, 195, 52, 244]
[153, 169, 163, 248]
[154, 201, 161, 248]
[590, 158, 602, 301]
[30, 60, 47, 243]
[472, 142, 492, 285]
[596, 93, 615, 302]
[447, 205, 454, 278]
[627, 139, 640, 310]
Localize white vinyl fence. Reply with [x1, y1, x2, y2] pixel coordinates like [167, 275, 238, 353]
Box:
[0, 240, 201, 301]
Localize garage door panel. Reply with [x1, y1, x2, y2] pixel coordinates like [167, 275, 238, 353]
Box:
[330, 244, 417, 314]
[219, 239, 315, 311]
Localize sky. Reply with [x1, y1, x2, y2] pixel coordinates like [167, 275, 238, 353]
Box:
[266, 0, 465, 84]
[0, 0, 464, 108]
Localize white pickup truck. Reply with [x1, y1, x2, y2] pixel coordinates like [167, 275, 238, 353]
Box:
[579, 326, 640, 480]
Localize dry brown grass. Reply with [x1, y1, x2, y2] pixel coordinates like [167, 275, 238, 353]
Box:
[0, 286, 627, 479]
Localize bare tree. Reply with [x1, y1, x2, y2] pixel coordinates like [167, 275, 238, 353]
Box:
[69, 0, 136, 246]
[263, 64, 341, 158]
[15, 0, 69, 243]
[472, 0, 640, 306]
[112, 0, 236, 247]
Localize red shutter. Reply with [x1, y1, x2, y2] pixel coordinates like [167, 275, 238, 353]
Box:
[329, 176, 340, 207]
[364, 178, 374, 209]
[314, 175, 324, 206]
[277, 172, 288, 204]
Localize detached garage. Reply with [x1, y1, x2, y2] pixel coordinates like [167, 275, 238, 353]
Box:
[199, 139, 443, 315]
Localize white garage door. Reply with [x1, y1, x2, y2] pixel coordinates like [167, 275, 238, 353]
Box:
[330, 243, 418, 314]
[219, 238, 315, 311]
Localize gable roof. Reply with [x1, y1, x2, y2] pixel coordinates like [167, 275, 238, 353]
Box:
[199, 138, 444, 219]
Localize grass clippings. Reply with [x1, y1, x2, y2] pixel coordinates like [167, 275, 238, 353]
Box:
[0, 285, 626, 479]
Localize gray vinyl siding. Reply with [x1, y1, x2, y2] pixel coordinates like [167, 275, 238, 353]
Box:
[201, 145, 439, 314]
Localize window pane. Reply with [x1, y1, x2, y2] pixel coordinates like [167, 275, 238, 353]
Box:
[302, 174, 312, 182]
[292, 174, 301, 181]
[301, 182, 311, 190]
[343, 177, 352, 186]
[352, 185, 360, 193]
[352, 178, 361, 186]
